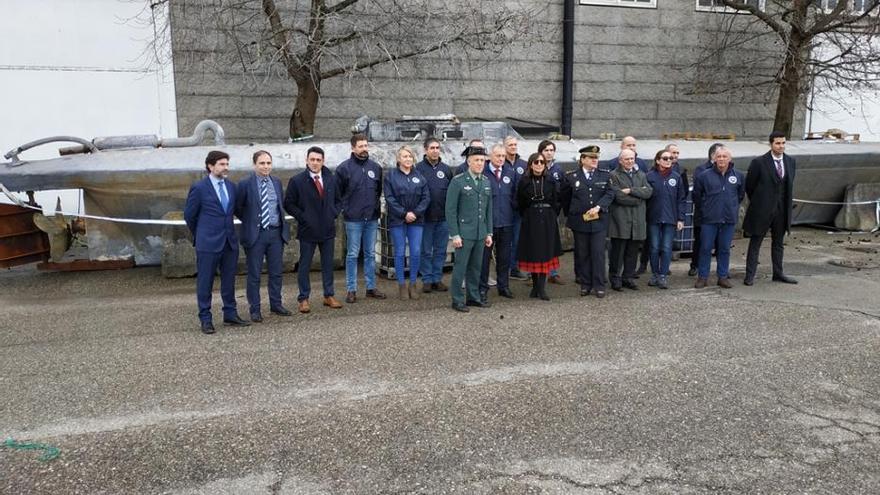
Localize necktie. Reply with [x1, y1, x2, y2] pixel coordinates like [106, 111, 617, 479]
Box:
[218, 180, 229, 213]
[495, 168, 501, 182]
[260, 178, 271, 229]
[314, 175, 325, 198]
[586, 171, 591, 181]
[774, 159, 784, 179]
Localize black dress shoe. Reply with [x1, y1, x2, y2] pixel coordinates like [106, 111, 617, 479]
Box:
[611, 283, 623, 292]
[772, 274, 798, 284]
[250, 313, 263, 323]
[595, 290, 606, 299]
[622, 280, 639, 290]
[687, 267, 698, 277]
[223, 315, 251, 327]
[200, 321, 216, 334]
[498, 288, 514, 299]
[271, 306, 293, 316]
[466, 299, 491, 308]
[580, 287, 592, 296]
[743, 276, 754, 286]
[451, 302, 470, 313]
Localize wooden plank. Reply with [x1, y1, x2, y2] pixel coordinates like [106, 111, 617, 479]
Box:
[37, 259, 135, 272]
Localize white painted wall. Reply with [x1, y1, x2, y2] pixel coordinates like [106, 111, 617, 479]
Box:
[0, 0, 177, 214]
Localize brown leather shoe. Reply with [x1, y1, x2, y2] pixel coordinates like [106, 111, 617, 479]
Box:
[298, 300, 311, 313]
[408, 282, 420, 300]
[345, 291, 357, 303]
[432, 281, 448, 292]
[398, 285, 408, 301]
[549, 274, 565, 285]
[694, 278, 707, 289]
[717, 277, 733, 289]
[366, 288, 386, 299]
[323, 296, 343, 309]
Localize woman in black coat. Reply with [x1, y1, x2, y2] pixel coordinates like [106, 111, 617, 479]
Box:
[516, 153, 563, 300]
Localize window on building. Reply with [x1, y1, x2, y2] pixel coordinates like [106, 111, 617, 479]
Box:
[696, 0, 765, 13]
[579, 0, 657, 8]
[814, 0, 878, 15]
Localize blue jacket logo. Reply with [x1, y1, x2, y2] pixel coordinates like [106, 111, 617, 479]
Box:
[367, 170, 376, 179]
[728, 176, 738, 184]
[668, 178, 677, 187]
[502, 176, 511, 184]
[436, 171, 446, 179]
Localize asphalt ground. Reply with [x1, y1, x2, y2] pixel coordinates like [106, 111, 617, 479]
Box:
[1, 227, 879, 494]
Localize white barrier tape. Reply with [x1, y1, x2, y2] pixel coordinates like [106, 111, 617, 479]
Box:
[793, 198, 880, 206]
[0, 183, 292, 226]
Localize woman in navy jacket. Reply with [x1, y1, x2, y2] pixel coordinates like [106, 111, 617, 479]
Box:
[384, 146, 430, 299]
[645, 149, 687, 289]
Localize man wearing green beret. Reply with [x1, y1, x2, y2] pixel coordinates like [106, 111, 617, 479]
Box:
[446, 146, 494, 312]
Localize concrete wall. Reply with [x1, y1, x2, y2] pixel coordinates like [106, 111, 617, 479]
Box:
[171, 0, 806, 142]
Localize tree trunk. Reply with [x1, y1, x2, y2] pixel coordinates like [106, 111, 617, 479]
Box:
[290, 78, 320, 139]
[772, 35, 806, 139]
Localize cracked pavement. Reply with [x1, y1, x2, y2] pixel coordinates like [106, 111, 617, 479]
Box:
[1, 227, 879, 494]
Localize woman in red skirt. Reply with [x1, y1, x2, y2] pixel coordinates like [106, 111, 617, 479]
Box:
[516, 153, 563, 300]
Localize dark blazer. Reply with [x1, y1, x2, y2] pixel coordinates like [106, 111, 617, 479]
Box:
[561, 168, 614, 233]
[235, 173, 290, 248]
[283, 167, 342, 243]
[742, 151, 796, 237]
[184, 175, 238, 253]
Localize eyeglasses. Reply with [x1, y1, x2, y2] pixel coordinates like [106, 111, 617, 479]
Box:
[659, 156, 673, 161]
[534, 160, 546, 164]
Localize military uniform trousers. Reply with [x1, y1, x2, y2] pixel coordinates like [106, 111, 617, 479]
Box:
[574, 230, 607, 291]
[451, 239, 484, 305]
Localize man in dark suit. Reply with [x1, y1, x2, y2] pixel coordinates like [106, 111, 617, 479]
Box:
[284, 146, 344, 312]
[235, 150, 292, 322]
[743, 131, 797, 286]
[184, 150, 250, 334]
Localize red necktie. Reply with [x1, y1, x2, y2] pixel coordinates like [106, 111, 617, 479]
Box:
[775, 159, 784, 179]
[495, 168, 501, 181]
[314, 176, 325, 198]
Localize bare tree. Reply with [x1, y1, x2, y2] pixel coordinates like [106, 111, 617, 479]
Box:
[688, 0, 880, 138]
[143, 0, 538, 139]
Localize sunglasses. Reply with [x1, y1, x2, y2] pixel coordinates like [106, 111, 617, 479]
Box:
[534, 160, 546, 164]
[659, 156, 673, 161]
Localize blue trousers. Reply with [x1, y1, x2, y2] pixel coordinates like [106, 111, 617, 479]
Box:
[390, 224, 424, 284]
[648, 223, 675, 277]
[298, 238, 336, 301]
[196, 244, 238, 323]
[344, 220, 378, 292]
[480, 226, 512, 293]
[698, 223, 735, 279]
[245, 227, 284, 314]
[419, 220, 448, 284]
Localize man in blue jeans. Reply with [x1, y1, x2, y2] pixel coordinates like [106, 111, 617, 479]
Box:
[416, 137, 452, 293]
[691, 146, 744, 289]
[335, 133, 387, 303]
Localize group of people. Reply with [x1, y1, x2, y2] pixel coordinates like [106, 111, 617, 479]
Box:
[183, 131, 797, 330]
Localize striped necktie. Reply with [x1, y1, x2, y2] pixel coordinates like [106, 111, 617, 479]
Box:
[218, 180, 229, 212]
[260, 178, 271, 229]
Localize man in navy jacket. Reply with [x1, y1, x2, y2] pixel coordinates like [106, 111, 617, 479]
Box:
[415, 137, 452, 293]
[235, 150, 292, 322]
[284, 146, 344, 312]
[480, 144, 518, 301]
[691, 146, 745, 289]
[184, 150, 250, 334]
[335, 133, 387, 303]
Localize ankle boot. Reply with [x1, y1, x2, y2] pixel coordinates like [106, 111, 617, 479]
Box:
[537, 274, 550, 301]
[408, 281, 420, 300]
[529, 274, 540, 298]
[398, 284, 408, 300]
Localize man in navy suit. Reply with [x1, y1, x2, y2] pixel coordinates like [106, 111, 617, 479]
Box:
[743, 131, 797, 286]
[235, 150, 292, 322]
[184, 150, 250, 334]
[284, 146, 344, 313]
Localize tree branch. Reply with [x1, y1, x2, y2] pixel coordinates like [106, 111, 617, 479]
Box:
[720, 0, 789, 40]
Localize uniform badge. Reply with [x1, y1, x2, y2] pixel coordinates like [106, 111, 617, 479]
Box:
[367, 170, 376, 179]
[412, 177, 420, 183]
[728, 176, 738, 184]
[575, 181, 580, 188]
[668, 178, 677, 187]
[464, 185, 473, 191]
[437, 171, 446, 179]
[516, 167, 524, 175]
[553, 172, 559, 179]
[502, 176, 511, 184]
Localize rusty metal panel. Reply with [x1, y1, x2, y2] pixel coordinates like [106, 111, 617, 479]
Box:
[0, 204, 50, 268]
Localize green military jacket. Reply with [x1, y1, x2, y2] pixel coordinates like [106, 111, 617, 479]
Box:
[445, 171, 493, 241]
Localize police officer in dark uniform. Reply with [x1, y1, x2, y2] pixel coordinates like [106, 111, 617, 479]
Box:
[561, 145, 615, 298]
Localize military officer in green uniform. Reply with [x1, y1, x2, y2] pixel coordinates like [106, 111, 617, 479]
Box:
[446, 146, 494, 312]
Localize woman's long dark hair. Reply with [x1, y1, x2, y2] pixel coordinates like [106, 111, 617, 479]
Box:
[527, 152, 546, 178]
[653, 149, 667, 170]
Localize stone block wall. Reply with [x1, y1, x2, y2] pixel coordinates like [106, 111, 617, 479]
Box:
[171, 0, 806, 142]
